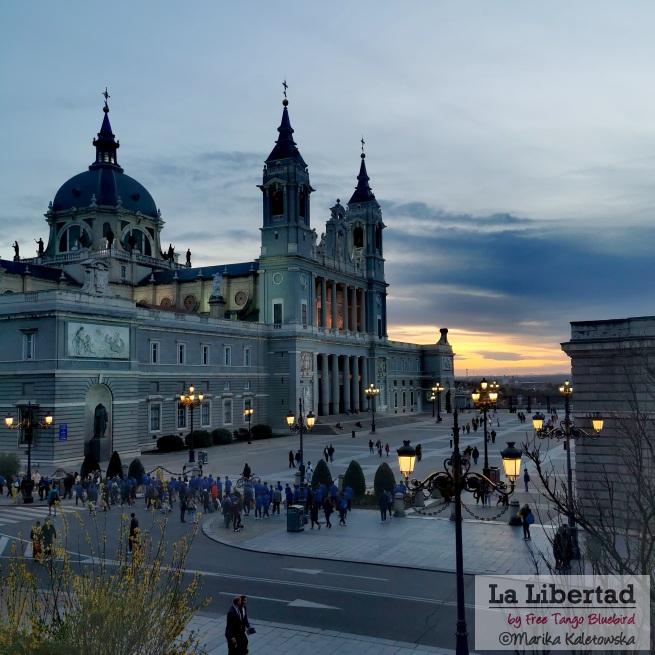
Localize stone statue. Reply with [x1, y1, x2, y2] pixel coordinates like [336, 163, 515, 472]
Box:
[93, 403, 108, 438]
[105, 226, 114, 249]
[186, 248, 192, 267]
[167, 243, 175, 260]
[127, 232, 137, 252]
[210, 272, 223, 299]
[35, 238, 44, 257]
[12, 241, 19, 261]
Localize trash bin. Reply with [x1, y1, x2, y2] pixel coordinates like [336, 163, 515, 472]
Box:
[488, 466, 500, 485]
[198, 451, 208, 465]
[287, 504, 305, 532]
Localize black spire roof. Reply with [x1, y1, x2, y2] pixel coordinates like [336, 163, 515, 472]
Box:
[348, 153, 376, 204]
[266, 99, 306, 165]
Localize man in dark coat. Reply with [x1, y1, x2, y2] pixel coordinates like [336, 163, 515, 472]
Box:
[225, 596, 247, 654]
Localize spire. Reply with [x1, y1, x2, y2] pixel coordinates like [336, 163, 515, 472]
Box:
[348, 139, 376, 204]
[90, 87, 121, 170]
[266, 81, 305, 164]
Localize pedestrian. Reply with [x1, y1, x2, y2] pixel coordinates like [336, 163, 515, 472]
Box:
[180, 492, 188, 523]
[223, 494, 233, 529]
[323, 497, 333, 528]
[328, 444, 335, 462]
[519, 503, 534, 540]
[240, 595, 255, 639]
[415, 444, 422, 462]
[225, 596, 247, 654]
[272, 485, 282, 515]
[523, 468, 530, 493]
[30, 520, 42, 561]
[305, 461, 313, 480]
[41, 518, 56, 559]
[472, 446, 479, 465]
[242, 463, 251, 480]
[379, 490, 388, 522]
[368, 439, 374, 454]
[323, 446, 329, 463]
[490, 430, 496, 444]
[384, 443, 390, 457]
[338, 494, 348, 526]
[129, 513, 139, 554]
[47, 484, 60, 516]
[343, 484, 353, 511]
[310, 499, 321, 529]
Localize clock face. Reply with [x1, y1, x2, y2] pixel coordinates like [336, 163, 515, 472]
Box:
[234, 291, 248, 307]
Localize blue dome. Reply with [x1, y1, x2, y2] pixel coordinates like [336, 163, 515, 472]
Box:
[52, 167, 158, 218]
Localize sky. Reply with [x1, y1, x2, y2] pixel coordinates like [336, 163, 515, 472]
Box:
[2, 2, 654, 375]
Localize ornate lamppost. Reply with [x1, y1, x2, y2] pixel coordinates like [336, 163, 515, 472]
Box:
[4, 402, 53, 504]
[244, 405, 254, 443]
[531, 380, 603, 559]
[286, 398, 315, 490]
[397, 411, 522, 655]
[364, 383, 380, 433]
[471, 378, 499, 478]
[431, 382, 445, 422]
[179, 385, 203, 463]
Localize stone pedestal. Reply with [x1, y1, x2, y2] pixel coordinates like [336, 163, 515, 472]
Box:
[208, 296, 226, 319]
[393, 492, 405, 517]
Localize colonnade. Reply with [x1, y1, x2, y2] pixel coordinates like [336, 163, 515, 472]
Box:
[315, 353, 370, 416]
[314, 277, 366, 333]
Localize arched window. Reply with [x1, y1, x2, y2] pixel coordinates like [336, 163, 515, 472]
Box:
[58, 225, 91, 253]
[353, 225, 364, 248]
[375, 224, 382, 251]
[271, 186, 284, 216]
[123, 228, 152, 256]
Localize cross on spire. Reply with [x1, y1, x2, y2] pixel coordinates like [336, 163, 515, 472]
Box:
[282, 79, 288, 99]
[102, 86, 110, 112]
[361, 136, 366, 155]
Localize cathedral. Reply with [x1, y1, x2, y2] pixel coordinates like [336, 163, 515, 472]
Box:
[0, 91, 454, 466]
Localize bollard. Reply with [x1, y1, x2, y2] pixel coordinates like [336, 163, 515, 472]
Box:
[508, 500, 522, 526]
[352, 430, 356, 438]
[394, 492, 406, 517]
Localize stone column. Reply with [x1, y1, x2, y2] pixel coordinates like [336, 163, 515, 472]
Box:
[320, 277, 327, 328]
[343, 355, 351, 412]
[351, 356, 360, 412]
[331, 280, 338, 331]
[352, 287, 358, 332]
[343, 285, 349, 333]
[320, 354, 329, 416]
[360, 356, 368, 408]
[360, 289, 366, 334]
[331, 353, 340, 415]
[313, 352, 320, 414]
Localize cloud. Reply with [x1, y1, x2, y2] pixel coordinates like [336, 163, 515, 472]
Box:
[477, 351, 529, 361]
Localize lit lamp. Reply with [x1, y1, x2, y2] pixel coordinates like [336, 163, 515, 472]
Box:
[397, 440, 416, 481]
[4, 415, 14, 428]
[244, 406, 254, 443]
[532, 412, 545, 432]
[591, 416, 604, 434]
[500, 442, 522, 483]
[286, 399, 315, 490]
[179, 384, 204, 463]
[471, 391, 480, 403]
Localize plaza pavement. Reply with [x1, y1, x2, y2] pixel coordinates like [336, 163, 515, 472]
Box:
[203, 506, 554, 576]
[187, 613, 461, 655]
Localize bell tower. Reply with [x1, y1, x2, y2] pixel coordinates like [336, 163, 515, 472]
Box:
[346, 142, 387, 338]
[259, 86, 314, 258]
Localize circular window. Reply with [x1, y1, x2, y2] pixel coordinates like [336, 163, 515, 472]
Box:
[160, 297, 172, 308]
[184, 294, 198, 311]
[272, 272, 283, 285]
[234, 291, 248, 306]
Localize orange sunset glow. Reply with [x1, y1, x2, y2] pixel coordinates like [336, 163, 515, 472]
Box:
[387, 324, 570, 376]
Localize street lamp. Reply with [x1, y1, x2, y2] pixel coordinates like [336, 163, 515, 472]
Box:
[243, 406, 254, 443]
[364, 383, 380, 433]
[286, 397, 315, 491]
[431, 382, 445, 422]
[397, 412, 522, 655]
[4, 402, 53, 504]
[531, 379, 603, 559]
[471, 378, 499, 478]
[179, 385, 204, 463]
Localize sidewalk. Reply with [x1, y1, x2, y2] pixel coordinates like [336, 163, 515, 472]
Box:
[203, 507, 554, 575]
[187, 613, 464, 654]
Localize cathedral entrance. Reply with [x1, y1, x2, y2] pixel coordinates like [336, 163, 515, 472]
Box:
[84, 384, 113, 462]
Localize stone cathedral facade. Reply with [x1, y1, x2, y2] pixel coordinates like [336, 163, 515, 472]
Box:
[0, 95, 454, 466]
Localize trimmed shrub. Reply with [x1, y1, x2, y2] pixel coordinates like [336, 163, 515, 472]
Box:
[106, 451, 123, 479]
[0, 453, 20, 480]
[235, 428, 250, 442]
[311, 459, 333, 488]
[342, 460, 366, 498]
[211, 428, 233, 445]
[184, 430, 212, 448]
[128, 458, 145, 483]
[157, 434, 186, 452]
[374, 462, 396, 499]
[250, 424, 273, 440]
[80, 453, 100, 480]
